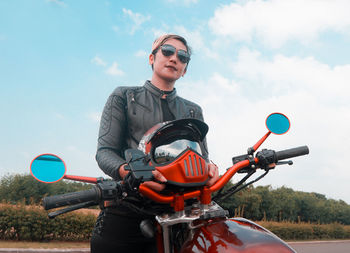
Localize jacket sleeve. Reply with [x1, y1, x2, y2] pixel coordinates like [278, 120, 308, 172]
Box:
[96, 88, 127, 180]
[195, 106, 210, 161]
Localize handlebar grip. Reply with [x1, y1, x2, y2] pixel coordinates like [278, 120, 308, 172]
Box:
[275, 146, 309, 161]
[42, 186, 100, 210]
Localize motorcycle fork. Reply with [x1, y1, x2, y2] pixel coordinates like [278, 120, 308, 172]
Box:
[157, 223, 189, 253]
[156, 223, 165, 253]
[156, 223, 175, 253]
[156, 210, 190, 253]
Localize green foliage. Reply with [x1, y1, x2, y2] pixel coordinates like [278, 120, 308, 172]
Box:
[1, 172, 350, 242]
[216, 184, 350, 225]
[0, 174, 91, 205]
[1, 203, 349, 242]
[0, 204, 96, 241]
[2, 173, 350, 227]
[258, 221, 350, 240]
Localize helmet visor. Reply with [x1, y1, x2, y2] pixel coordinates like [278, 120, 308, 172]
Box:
[153, 139, 202, 164]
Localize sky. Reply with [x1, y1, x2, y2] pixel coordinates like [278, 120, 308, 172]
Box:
[1, 0, 350, 204]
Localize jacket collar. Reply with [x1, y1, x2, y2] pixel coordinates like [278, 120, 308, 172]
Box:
[144, 80, 177, 101]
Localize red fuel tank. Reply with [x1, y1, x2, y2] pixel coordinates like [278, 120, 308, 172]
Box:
[180, 217, 295, 253]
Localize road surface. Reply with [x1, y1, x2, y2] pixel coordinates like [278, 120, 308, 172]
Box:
[1, 240, 349, 253]
[289, 240, 350, 253]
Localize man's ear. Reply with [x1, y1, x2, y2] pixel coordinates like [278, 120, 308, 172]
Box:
[149, 54, 154, 66]
[182, 67, 187, 77]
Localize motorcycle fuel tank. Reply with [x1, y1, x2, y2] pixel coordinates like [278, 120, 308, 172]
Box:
[180, 217, 295, 253]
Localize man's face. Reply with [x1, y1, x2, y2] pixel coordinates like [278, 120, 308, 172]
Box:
[149, 38, 188, 84]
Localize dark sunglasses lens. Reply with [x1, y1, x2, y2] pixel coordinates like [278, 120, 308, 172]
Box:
[161, 45, 190, 63]
[161, 45, 175, 56]
[178, 50, 190, 63]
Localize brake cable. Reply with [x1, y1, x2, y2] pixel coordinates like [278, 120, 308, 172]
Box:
[213, 170, 256, 201]
[214, 170, 270, 203]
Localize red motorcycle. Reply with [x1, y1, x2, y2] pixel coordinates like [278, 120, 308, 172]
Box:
[31, 113, 309, 253]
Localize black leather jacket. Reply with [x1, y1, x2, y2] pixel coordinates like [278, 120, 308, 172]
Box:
[96, 81, 208, 181]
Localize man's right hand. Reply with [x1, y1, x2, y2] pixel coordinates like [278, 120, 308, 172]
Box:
[119, 164, 167, 192]
[142, 170, 167, 192]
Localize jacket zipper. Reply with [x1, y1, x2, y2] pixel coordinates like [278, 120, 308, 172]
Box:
[130, 92, 136, 115]
[130, 91, 151, 115]
[159, 95, 164, 122]
[190, 109, 194, 118]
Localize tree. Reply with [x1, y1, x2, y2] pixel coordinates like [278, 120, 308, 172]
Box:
[213, 181, 350, 224]
[0, 174, 91, 205]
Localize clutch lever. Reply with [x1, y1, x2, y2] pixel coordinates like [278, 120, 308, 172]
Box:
[48, 201, 97, 219]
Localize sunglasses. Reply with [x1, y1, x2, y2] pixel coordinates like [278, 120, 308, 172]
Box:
[160, 44, 191, 64]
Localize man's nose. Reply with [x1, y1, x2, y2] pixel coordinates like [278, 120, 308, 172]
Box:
[169, 52, 178, 62]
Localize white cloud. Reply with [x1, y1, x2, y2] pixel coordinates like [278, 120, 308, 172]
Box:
[54, 113, 65, 120]
[87, 112, 101, 123]
[135, 50, 148, 58]
[184, 0, 198, 4]
[91, 56, 107, 67]
[177, 50, 350, 203]
[209, 0, 350, 48]
[165, 0, 198, 5]
[105, 62, 124, 76]
[151, 24, 171, 38]
[112, 26, 119, 32]
[173, 26, 220, 59]
[231, 48, 350, 104]
[63, 146, 104, 178]
[122, 8, 151, 34]
[20, 152, 31, 160]
[46, 0, 67, 7]
[66, 146, 78, 152]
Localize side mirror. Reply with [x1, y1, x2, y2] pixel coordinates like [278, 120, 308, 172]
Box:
[30, 154, 66, 183]
[30, 154, 99, 184]
[250, 113, 291, 154]
[265, 113, 290, 135]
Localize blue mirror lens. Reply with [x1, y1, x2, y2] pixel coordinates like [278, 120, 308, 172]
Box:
[30, 154, 66, 183]
[266, 113, 290, 134]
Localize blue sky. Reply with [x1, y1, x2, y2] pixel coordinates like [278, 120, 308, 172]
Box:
[1, 0, 350, 204]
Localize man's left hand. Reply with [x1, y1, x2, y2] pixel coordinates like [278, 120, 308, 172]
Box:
[206, 163, 220, 187]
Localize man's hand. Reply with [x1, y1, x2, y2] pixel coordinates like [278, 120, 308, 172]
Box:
[120, 162, 220, 191]
[120, 164, 167, 192]
[206, 162, 220, 187]
[268, 163, 276, 169]
[141, 170, 167, 192]
[119, 164, 129, 179]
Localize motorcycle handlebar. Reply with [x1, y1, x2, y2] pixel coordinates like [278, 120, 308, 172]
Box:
[41, 146, 309, 210]
[43, 186, 100, 210]
[140, 146, 310, 202]
[275, 145, 309, 161]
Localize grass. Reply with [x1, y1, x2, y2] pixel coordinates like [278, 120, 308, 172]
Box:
[0, 240, 89, 249]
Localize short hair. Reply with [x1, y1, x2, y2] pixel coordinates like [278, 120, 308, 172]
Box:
[151, 34, 192, 57]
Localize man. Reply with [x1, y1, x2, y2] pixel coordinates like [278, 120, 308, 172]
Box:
[91, 34, 219, 252]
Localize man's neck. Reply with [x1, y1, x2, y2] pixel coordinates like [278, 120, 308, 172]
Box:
[151, 76, 175, 91]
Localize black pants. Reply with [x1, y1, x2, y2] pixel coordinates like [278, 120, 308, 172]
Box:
[90, 210, 157, 253]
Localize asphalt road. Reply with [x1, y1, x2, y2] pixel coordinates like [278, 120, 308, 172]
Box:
[1, 240, 349, 253]
[0, 249, 89, 253]
[289, 240, 350, 253]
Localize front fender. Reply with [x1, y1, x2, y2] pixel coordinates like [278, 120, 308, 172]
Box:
[180, 217, 295, 253]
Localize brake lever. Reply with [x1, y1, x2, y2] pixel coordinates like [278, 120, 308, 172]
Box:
[276, 160, 293, 166]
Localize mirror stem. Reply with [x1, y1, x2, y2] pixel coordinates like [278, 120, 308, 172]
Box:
[250, 131, 271, 154]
